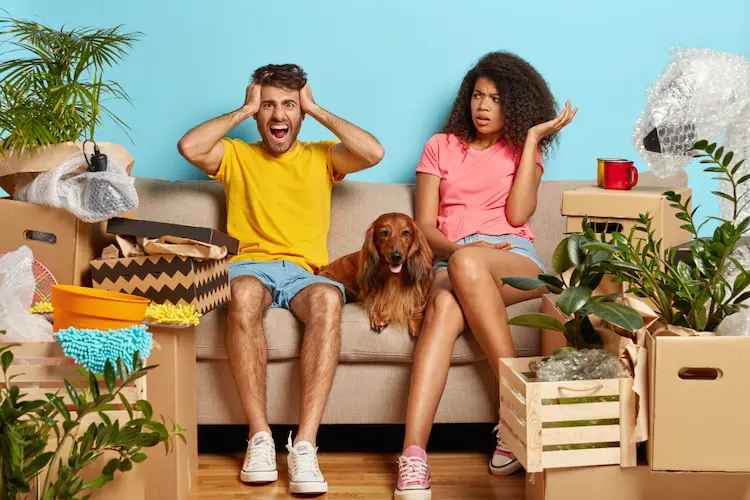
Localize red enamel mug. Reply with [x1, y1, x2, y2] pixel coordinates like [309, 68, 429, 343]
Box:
[602, 160, 638, 190]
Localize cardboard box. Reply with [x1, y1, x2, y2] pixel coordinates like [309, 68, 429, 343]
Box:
[561, 185, 692, 248]
[527, 464, 750, 500]
[540, 294, 568, 356]
[90, 254, 230, 314]
[0, 141, 134, 196]
[499, 357, 636, 473]
[647, 333, 750, 472]
[107, 217, 239, 255]
[0, 198, 120, 286]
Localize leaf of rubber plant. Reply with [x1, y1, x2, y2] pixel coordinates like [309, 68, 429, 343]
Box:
[501, 277, 548, 291]
[586, 302, 643, 332]
[507, 313, 566, 332]
[552, 238, 574, 274]
[556, 286, 593, 316]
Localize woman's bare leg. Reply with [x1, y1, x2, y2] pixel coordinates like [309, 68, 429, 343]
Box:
[402, 271, 465, 451]
[448, 248, 544, 376]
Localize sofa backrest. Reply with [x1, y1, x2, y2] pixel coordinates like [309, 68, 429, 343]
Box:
[133, 170, 687, 270]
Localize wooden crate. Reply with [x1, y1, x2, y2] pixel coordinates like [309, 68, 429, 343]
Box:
[4, 341, 147, 499]
[499, 356, 637, 473]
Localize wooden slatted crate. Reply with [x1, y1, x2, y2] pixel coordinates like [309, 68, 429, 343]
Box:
[499, 356, 637, 473]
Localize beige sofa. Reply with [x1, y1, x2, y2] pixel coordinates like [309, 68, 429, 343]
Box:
[133, 170, 686, 426]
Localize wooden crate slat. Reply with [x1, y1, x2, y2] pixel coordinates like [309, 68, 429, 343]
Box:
[539, 379, 621, 399]
[541, 425, 621, 446]
[499, 421, 528, 469]
[499, 380, 526, 422]
[525, 382, 544, 472]
[540, 401, 620, 422]
[500, 403, 527, 447]
[499, 357, 529, 398]
[618, 377, 637, 467]
[541, 447, 621, 469]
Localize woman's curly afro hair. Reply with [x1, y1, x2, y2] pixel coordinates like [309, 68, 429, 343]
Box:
[445, 51, 559, 158]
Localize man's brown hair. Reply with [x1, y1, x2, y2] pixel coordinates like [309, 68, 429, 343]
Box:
[252, 64, 307, 91]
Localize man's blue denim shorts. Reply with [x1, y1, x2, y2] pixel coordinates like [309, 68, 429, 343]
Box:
[433, 234, 545, 272]
[229, 260, 346, 310]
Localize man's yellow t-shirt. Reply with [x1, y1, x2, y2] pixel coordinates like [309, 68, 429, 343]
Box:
[210, 138, 343, 273]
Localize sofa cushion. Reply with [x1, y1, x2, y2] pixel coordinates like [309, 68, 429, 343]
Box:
[195, 299, 542, 363]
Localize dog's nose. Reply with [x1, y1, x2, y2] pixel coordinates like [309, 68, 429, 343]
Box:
[391, 251, 403, 263]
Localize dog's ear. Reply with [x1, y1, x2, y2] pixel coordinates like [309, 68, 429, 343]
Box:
[357, 225, 381, 294]
[407, 223, 434, 284]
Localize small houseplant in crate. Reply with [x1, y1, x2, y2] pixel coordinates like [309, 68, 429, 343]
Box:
[497, 228, 643, 472]
[0, 16, 140, 195]
[0, 336, 184, 500]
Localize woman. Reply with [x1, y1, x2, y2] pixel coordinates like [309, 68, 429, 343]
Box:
[394, 51, 577, 499]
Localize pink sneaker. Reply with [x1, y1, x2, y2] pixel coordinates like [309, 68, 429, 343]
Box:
[394, 445, 431, 499]
[490, 424, 522, 476]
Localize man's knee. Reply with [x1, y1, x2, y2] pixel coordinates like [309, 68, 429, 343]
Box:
[307, 284, 343, 316]
[229, 276, 270, 318]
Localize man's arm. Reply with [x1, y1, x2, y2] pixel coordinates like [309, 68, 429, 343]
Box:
[300, 84, 384, 176]
[177, 83, 261, 176]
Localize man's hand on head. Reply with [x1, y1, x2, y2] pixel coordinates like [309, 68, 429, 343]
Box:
[241, 81, 262, 119]
[300, 83, 319, 116]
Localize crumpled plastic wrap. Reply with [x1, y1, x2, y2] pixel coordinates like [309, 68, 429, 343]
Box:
[716, 306, 750, 336]
[0, 246, 54, 342]
[14, 150, 138, 223]
[534, 349, 629, 382]
[633, 47, 750, 179]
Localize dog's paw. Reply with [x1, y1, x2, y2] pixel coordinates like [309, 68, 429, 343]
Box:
[408, 317, 424, 337]
[370, 316, 390, 333]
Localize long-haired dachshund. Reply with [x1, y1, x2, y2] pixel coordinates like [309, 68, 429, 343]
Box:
[319, 213, 434, 336]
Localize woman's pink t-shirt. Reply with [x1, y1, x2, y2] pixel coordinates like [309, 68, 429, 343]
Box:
[416, 133, 543, 243]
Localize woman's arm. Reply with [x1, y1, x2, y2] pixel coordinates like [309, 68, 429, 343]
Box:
[505, 100, 578, 227]
[415, 173, 461, 258]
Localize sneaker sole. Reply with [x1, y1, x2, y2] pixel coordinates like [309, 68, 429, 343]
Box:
[290, 480, 328, 495]
[394, 488, 431, 499]
[489, 459, 523, 476]
[240, 470, 278, 483]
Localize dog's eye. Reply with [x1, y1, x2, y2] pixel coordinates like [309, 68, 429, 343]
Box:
[379, 229, 389, 237]
[402, 230, 410, 237]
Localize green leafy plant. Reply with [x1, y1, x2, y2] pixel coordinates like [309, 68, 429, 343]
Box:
[589, 140, 750, 332]
[0, 336, 184, 500]
[0, 16, 141, 155]
[504, 228, 643, 349]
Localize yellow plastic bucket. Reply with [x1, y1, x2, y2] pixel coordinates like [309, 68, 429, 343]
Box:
[51, 285, 150, 331]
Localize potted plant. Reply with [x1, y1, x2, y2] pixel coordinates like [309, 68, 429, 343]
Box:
[0, 16, 141, 195]
[0, 336, 184, 500]
[587, 140, 750, 332]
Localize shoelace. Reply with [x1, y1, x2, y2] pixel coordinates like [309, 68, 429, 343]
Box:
[286, 436, 322, 479]
[398, 456, 429, 485]
[244, 439, 274, 469]
[492, 424, 511, 453]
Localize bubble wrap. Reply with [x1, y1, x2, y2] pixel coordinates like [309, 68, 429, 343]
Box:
[633, 47, 750, 179]
[14, 148, 138, 223]
[716, 306, 750, 336]
[534, 349, 628, 382]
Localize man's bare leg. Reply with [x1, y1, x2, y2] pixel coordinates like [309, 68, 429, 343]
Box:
[289, 284, 343, 446]
[226, 276, 273, 437]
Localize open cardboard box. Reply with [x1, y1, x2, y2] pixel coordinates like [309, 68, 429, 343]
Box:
[647, 332, 750, 472]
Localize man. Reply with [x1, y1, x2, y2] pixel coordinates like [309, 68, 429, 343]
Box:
[177, 64, 383, 495]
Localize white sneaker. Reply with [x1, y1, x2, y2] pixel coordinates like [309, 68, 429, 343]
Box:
[240, 431, 278, 483]
[490, 424, 522, 476]
[286, 432, 328, 495]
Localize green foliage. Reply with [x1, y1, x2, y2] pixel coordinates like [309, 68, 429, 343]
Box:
[0, 16, 141, 155]
[505, 227, 643, 349]
[586, 141, 750, 332]
[0, 338, 184, 500]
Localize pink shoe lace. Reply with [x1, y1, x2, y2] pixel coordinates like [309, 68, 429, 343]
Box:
[492, 424, 516, 461]
[397, 455, 430, 490]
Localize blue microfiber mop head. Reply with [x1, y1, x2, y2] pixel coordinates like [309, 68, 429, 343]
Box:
[54, 325, 153, 374]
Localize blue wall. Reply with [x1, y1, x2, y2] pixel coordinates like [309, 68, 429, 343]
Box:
[11, 0, 750, 227]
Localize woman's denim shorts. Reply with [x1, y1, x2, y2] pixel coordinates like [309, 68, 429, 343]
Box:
[433, 234, 545, 272]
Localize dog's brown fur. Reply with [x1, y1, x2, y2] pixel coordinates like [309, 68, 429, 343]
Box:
[319, 213, 433, 336]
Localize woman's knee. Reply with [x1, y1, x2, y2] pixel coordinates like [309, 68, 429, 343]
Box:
[447, 248, 485, 285]
[422, 289, 463, 339]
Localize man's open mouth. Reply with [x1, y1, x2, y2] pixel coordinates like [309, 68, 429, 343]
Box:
[270, 123, 289, 140]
